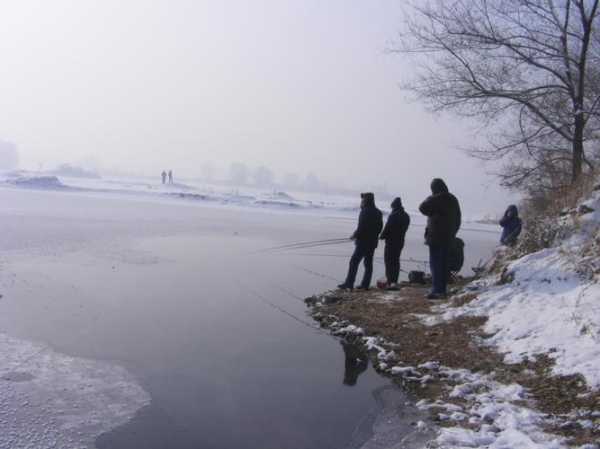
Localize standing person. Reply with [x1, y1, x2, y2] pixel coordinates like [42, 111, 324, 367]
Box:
[380, 197, 410, 288]
[161, 170, 167, 185]
[168, 170, 173, 184]
[499, 205, 522, 246]
[338, 192, 383, 290]
[419, 178, 461, 300]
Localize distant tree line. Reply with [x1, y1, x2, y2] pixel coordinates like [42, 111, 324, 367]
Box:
[198, 161, 327, 192]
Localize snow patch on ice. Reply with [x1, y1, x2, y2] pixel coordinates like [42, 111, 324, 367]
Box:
[0, 332, 150, 448]
[6, 175, 67, 190]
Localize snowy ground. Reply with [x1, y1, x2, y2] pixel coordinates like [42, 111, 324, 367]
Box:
[308, 185, 600, 449]
[436, 189, 600, 388]
[0, 170, 362, 212]
[0, 170, 499, 227]
[421, 188, 600, 448]
[316, 300, 599, 449]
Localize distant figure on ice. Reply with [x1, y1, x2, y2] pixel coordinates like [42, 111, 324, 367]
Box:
[419, 178, 461, 300]
[379, 197, 410, 289]
[499, 205, 522, 246]
[338, 192, 383, 290]
[168, 170, 173, 184]
[161, 170, 167, 184]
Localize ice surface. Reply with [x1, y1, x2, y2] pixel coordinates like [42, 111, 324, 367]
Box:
[0, 332, 149, 449]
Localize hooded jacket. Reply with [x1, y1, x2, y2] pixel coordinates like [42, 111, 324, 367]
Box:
[419, 179, 461, 246]
[352, 193, 383, 248]
[499, 205, 522, 245]
[380, 198, 410, 247]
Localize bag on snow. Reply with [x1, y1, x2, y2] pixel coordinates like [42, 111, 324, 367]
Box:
[448, 237, 465, 273]
[408, 270, 426, 284]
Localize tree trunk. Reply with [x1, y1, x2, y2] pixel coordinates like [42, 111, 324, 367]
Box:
[572, 114, 584, 184]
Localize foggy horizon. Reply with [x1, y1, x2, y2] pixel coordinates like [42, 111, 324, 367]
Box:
[0, 0, 514, 214]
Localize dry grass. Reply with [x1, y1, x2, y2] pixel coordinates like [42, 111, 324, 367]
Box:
[311, 286, 600, 446]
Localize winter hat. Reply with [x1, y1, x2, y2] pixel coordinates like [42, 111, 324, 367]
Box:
[431, 178, 449, 194]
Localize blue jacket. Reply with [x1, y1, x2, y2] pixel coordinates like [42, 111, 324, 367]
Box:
[499, 205, 522, 245]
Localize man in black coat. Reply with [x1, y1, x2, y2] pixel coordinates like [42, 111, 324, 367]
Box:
[419, 178, 461, 299]
[338, 192, 383, 290]
[380, 197, 410, 287]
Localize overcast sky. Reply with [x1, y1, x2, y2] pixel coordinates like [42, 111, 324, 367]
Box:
[0, 0, 515, 215]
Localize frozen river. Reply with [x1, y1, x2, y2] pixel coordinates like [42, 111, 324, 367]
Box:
[0, 187, 498, 449]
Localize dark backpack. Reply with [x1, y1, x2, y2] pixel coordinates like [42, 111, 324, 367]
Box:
[448, 237, 465, 273]
[408, 270, 426, 284]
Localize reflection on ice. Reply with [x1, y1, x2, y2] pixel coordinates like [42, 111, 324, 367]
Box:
[342, 341, 369, 387]
[345, 385, 435, 449]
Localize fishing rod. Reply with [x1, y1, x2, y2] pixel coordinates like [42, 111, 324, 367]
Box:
[256, 237, 350, 253]
[374, 256, 429, 265]
[280, 253, 350, 258]
[273, 239, 351, 252]
[409, 222, 498, 235]
[373, 258, 409, 273]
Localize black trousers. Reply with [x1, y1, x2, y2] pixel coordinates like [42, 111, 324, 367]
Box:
[384, 242, 403, 284]
[429, 244, 449, 294]
[343, 244, 376, 288]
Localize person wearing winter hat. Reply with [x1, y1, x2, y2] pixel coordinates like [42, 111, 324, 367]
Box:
[338, 192, 383, 290]
[419, 179, 461, 299]
[379, 197, 410, 288]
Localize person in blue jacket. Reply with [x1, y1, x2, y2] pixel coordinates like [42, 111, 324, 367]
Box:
[499, 205, 522, 246]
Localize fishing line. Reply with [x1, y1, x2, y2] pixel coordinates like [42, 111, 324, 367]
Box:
[271, 284, 305, 303]
[236, 281, 326, 334]
[409, 222, 498, 234]
[271, 240, 351, 252]
[292, 265, 341, 282]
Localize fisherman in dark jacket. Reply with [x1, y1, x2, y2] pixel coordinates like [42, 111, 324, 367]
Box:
[338, 192, 383, 290]
[419, 178, 461, 299]
[380, 197, 410, 287]
[499, 205, 522, 246]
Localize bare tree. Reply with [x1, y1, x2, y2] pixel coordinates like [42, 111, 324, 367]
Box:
[397, 0, 600, 188]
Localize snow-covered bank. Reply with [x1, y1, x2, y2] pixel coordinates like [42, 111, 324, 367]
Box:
[312, 303, 584, 449]
[6, 175, 69, 190]
[308, 179, 600, 449]
[435, 187, 600, 389]
[0, 332, 149, 448]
